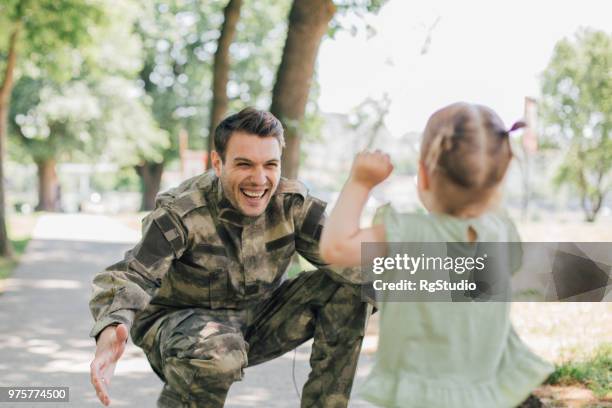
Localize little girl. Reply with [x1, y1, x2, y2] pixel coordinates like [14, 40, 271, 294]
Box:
[320, 102, 553, 408]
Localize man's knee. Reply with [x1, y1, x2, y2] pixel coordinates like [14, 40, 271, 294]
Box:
[317, 275, 370, 344]
[161, 322, 248, 397]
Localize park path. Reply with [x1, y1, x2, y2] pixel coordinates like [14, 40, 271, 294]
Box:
[0, 213, 375, 407]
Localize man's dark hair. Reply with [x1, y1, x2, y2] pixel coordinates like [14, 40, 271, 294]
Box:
[214, 107, 285, 161]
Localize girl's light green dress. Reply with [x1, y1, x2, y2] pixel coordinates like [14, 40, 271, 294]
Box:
[359, 205, 553, 408]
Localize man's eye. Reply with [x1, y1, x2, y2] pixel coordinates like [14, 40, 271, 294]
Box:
[237, 163, 250, 167]
[266, 163, 278, 168]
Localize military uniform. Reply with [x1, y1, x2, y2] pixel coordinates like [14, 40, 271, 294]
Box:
[89, 171, 371, 408]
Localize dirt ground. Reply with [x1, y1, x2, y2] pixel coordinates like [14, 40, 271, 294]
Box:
[513, 303, 612, 407]
[516, 217, 612, 242]
[511, 303, 612, 363]
[512, 218, 612, 406]
[534, 385, 612, 408]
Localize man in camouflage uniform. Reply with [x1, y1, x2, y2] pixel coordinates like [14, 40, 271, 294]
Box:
[89, 108, 371, 407]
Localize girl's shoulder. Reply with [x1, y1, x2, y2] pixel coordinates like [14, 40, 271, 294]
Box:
[373, 204, 520, 242]
[373, 204, 442, 242]
[470, 209, 521, 242]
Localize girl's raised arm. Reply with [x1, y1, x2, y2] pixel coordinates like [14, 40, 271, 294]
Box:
[320, 151, 393, 267]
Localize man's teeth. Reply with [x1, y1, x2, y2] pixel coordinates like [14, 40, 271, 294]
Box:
[242, 190, 265, 198]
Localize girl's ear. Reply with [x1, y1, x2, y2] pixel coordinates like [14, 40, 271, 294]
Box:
[418, 160, 430, 191]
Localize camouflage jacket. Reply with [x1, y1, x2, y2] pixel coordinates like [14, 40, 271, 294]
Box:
[89, 171, 361, 343]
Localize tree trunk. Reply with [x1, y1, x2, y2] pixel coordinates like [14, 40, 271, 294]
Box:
[136, 162, 164, 211]
[270, 0, 335, 179]
[34, 158, 60, 212]
[582, 191, 604, 223]
[578, 167, 605, 223]
[0, 24, 21, 257]
[207, 0, 243, 168]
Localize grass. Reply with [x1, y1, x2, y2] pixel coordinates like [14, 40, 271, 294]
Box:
[0, 238, 30, 280]
[0, 213, 39, 281]
[546, 343, 612, 398]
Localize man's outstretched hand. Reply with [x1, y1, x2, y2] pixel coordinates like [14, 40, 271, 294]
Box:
[90, 323, 128, 406]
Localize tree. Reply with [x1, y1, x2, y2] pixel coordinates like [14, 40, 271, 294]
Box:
[10, 78, 102, 211]
[348, 94, 391, 151]
[135, 0, 220, 209]
[541, 29, 611, 222]
[270, 0, 336, 179]
[207, 0, 243, 162]
[6, 1, 167, 213]
[0, 0, 103, 256]
[136, 0, 290, 209]
[93, 77, 170, 199]
[9, 76, 168, 211]
[270, 0, 388, 178]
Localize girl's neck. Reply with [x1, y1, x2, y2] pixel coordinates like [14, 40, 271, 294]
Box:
[425, 201, 492, 220]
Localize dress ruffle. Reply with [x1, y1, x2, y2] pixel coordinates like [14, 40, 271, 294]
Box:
[358, 328, 553, 408]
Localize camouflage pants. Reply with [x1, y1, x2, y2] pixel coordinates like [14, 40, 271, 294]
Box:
[144, 269, 370, 408]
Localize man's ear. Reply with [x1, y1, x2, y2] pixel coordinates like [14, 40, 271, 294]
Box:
[211, 150, 223, 177]
[418, 160, 430, 191]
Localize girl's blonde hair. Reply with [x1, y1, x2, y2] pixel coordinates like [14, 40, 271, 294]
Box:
[420, 102, 517, 215]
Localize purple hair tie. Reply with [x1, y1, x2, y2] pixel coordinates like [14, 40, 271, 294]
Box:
[508, 120, 526, 133]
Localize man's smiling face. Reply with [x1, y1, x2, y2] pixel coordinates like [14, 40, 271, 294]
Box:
[212, 131, 282, 217]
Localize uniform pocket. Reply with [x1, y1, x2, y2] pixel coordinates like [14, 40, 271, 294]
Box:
[178, 246, 230, 308]
[165, 261, 212, 307]
[265, 234, 296, 275]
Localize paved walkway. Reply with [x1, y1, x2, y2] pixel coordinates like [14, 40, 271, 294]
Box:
[0, 214, 375, 407]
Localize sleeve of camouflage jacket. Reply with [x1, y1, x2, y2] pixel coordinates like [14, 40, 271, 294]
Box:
[88, 206, 187, 340]
[292, 194, 364, 284]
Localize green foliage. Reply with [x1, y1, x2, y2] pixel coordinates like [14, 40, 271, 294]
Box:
[135, 0, 222, 155]
[91, 167, 140, 192]
[2, 0, 330, 191]
[136, 0, 291, 161]
[82, 0, 145, 78]
[546, 343, 612, 397]
[93, 77, 169, 165]
[10, 77, 102, 161]
[10, 75, 167, 165]
[541, 28, 612, 221]
[0, 0, 105, 82]
[113, 168, 141, 191]
[230, 0, 291, 110]
[7, 1, 169, 173]
[329, 0, 389, 38]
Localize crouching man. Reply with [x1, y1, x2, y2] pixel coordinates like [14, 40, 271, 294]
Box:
[89, 107, 371, 407]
